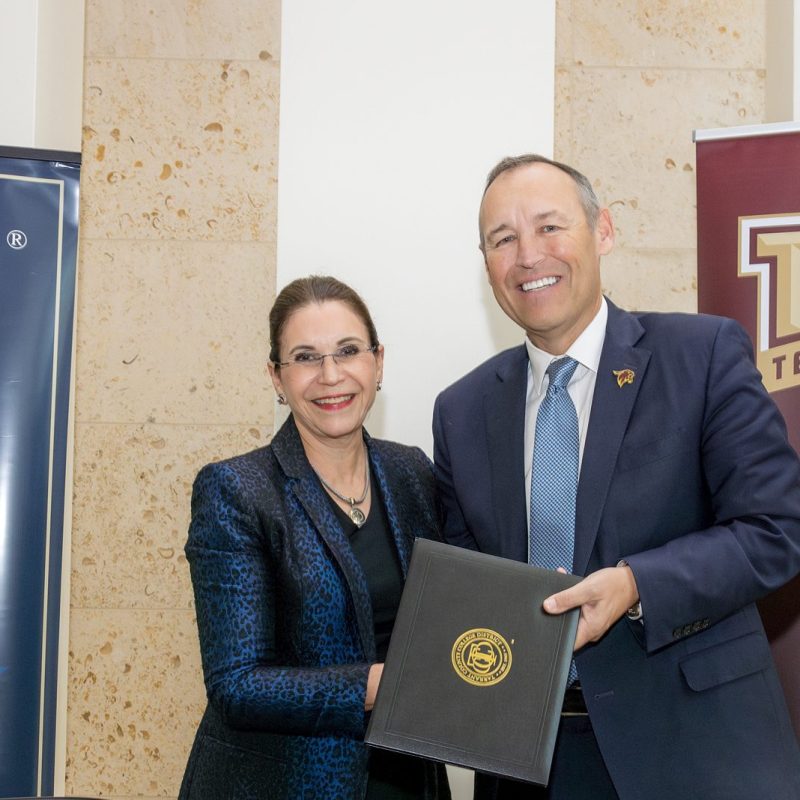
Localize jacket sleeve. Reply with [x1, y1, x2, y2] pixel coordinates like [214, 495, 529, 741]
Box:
[625, 318, 800, 652]
[185, 461, 371, 737]
[432, 393, 481, 552]
[409, 445, 446, 543]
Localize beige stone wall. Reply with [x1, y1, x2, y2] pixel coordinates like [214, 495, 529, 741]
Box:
[66, 2, 768, 797]
[555, 0, 766, 312]
[69, 2, 280, 797]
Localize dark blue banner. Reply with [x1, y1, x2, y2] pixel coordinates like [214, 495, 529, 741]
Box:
[0, 146, 80, 797]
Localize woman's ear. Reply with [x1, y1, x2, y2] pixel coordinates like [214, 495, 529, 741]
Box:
[267, 361, 284, 398]
[374, 344, 385, 386]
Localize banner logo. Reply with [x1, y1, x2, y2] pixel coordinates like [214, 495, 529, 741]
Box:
[739, 214, 800, 393]
[6, 229, 28, 249]
[451, 628, 512, 686]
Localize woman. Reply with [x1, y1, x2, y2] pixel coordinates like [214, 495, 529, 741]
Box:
[179, 276, 450, 799]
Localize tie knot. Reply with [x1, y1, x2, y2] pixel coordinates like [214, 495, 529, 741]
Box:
[546, 357, 578, 389]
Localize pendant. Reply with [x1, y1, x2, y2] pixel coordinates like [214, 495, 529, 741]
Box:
[349, 506, 366, 527]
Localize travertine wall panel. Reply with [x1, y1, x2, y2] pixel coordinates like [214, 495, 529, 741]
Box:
[75, 240, 273, 425]
[85, 0, 280, 61]
[71, 1, 280, 797]
[70, 423, 270, 610]
[67, 609, 204, 797]
[555, 0, 767, 311]
[569, 0, 764, 69]
[565, 66, 764, 250]
[81, 59, 279, 241]
[601, 248, 698, 312]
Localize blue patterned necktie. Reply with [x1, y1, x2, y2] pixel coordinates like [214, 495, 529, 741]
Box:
[529, 356, 579, 684]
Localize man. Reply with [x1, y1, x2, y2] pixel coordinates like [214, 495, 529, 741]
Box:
[433, 154, 800, 799]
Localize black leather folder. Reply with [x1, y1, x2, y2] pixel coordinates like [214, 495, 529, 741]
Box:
[365, 539, 581, 786]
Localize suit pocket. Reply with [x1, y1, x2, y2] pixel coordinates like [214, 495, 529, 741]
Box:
[615, 427, 690, 473]
[679, 631, 773, 692]
[184, 734, 287, 799]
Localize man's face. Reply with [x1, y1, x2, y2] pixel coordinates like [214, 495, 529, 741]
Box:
[479, 162, 614, 354]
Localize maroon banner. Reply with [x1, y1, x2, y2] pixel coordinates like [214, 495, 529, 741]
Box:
[696, 123, 800, 737]
[696, 125, 800, 451]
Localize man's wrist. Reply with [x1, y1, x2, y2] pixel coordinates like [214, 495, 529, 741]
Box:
[616, 559, 643, 620]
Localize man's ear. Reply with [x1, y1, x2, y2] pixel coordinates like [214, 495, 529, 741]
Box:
[480, 242, 490, 277]
[595, 208, 615, 256]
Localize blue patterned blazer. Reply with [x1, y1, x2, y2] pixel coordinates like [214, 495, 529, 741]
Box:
[179, 416, 450, 800]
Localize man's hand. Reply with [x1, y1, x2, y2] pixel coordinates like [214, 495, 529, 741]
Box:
[543, 565, 639, 651]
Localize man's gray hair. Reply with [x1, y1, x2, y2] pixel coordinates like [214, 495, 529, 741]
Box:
[479, 154, 600, 249]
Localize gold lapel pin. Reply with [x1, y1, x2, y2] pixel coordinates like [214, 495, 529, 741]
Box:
[612, 368, 635, 388]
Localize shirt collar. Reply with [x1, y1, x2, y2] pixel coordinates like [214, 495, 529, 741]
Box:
[525, 297, 608, 393]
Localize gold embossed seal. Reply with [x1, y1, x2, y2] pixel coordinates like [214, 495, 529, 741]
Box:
[451, 628, 512, 686]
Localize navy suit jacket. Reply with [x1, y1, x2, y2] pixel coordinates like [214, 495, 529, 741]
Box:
[180, 416, 449, 800]
[433, 301, 800, 799]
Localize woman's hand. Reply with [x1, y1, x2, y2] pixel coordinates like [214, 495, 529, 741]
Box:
[365, 663, 384, 710]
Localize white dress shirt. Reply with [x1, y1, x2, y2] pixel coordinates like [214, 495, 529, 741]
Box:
[524, 298, 608, 525]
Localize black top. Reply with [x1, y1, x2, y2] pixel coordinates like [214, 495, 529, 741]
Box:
[327, 471, 429, 800]
[330, 470, 404, 660]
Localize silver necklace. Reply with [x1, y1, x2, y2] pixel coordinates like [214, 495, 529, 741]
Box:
[315, 454, 370, 527]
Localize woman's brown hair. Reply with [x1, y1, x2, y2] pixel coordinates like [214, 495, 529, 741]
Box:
[269, 275, 380, 365]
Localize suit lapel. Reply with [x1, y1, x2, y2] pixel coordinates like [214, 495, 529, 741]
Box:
[574, 302, 650, 575]
[484, 346, 529, 562]
[272, 417, 376, 661]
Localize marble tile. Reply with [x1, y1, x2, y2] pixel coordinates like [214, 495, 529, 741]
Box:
[80, 58, 279, 241]
[570, 0, 765, 69]
[601, 247, 698, 313]
[71, 422, 272, 609]
[65, 608, 206, 797]
[85, 0, 281, 62]
[567, 66, 765, 250]
[74, 239, 275, 425]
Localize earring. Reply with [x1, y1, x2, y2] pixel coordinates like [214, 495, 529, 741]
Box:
[277, 394, 287, 405]
[376, 381, 382, 392]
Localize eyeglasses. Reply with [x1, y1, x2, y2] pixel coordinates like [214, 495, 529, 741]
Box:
[275, 344, 378, 370]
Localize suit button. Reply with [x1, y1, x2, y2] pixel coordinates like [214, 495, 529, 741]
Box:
[673, 627, 682, 639]
[682, 624, 694, 637]
[691, 621, 703, 633]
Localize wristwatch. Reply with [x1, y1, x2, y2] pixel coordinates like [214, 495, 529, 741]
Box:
[616, 559, 643, 621]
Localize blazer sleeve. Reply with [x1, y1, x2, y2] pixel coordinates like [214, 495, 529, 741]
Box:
[185, 461, 371, 737]
[407, 444, 446, 543]
[432, 392, 480, 551]
[624, 318, 800, 652]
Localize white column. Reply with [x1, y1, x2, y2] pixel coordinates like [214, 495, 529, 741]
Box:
[278, 0, 556, 455]
[0, 1, 38, 146]
[0, 0, 84, 151]
[35, 0, 85, 152]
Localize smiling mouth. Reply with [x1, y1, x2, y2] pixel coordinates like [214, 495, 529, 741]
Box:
[313, 394, 355, 409]
[521, 276, 559, 292]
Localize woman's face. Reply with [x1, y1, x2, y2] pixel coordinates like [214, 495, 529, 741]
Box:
[269, 300, 384, 447]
